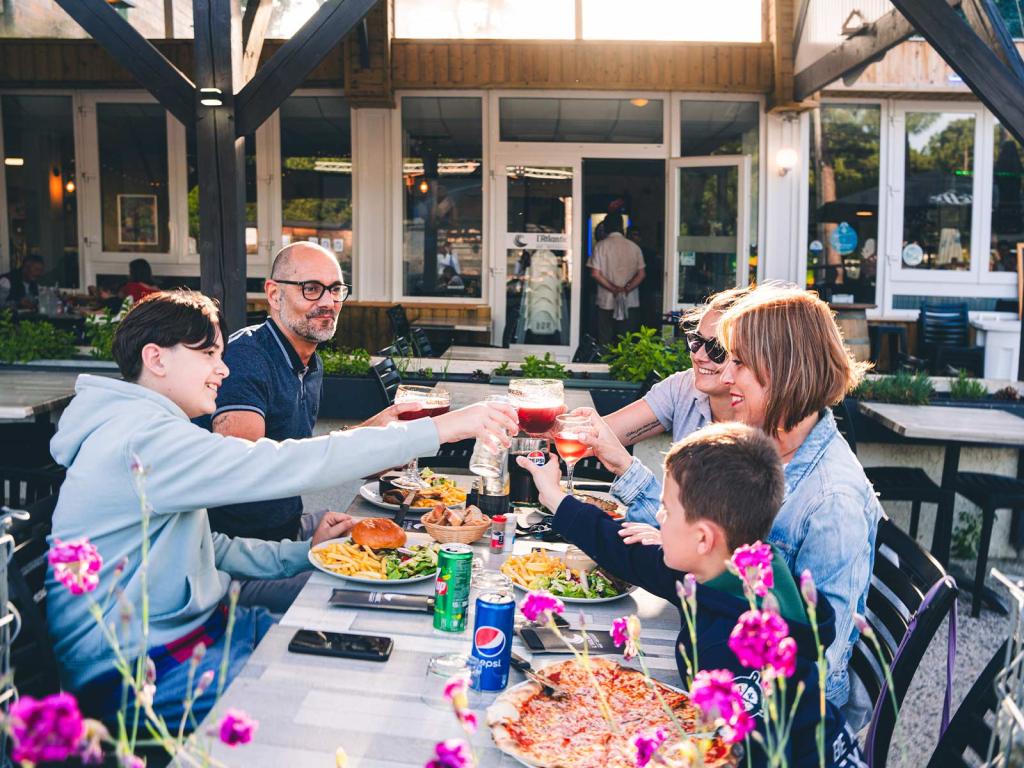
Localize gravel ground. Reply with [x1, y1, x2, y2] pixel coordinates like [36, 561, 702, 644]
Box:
[301, 421, 1018, 766]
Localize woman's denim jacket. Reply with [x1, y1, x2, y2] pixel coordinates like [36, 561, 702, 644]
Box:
[611, 409, 882, 708]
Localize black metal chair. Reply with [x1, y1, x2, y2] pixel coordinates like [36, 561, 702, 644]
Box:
[379, 336, 414, 359]
[410, 327, 436, 358]
[925, 640, 1006, 767]
[0, 464, 66, 510]
[387, 304, 412, 339]
[855, 516, 958, 768]
[371, 356, 402, 405]
[0, 422, 56, 468]
[6, 495, 61, 699]
[952, 472, 1024, 616]
[420, 439, 475, 471]
[832, 400, 946, 545]
[917, 301, 984, 376]
[572, 334, 604, 364]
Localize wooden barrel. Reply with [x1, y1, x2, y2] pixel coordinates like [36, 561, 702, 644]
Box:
[832, 305, 871, 362]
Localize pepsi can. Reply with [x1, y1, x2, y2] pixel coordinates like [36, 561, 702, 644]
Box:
[469, 591, 515, 691]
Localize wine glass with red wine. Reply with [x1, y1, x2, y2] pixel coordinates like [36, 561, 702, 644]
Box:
[553, 413, 590, 496]
[508, 379, 565, 437]
[391, 385, 452, 490]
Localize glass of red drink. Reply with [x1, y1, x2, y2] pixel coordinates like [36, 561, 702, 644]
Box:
[508, 379, 565, 436]
[553, 414, 590, 496]
[392, 385, 452, 489]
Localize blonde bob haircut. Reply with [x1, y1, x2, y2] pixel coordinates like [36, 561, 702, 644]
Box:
[718, 283, 870, 436]
[681, 285, 754, 329]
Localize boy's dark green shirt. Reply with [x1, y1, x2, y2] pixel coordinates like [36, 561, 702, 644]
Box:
[704, 547, 808, 623]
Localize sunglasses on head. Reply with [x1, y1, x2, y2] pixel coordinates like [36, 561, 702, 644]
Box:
[684, 330, 728, 365]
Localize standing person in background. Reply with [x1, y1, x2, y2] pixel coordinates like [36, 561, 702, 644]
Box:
[588, 212, 645, 344]
[0, 254, 44, 309]
[119, 258, 160, 303]
[196, 242, 418, 613]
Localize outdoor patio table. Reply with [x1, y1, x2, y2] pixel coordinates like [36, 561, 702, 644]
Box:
[0, 370, 83, 421]
[437, 380, 596, 412]
[857, 401, 1024, 582]
[194, 478, 685, 767]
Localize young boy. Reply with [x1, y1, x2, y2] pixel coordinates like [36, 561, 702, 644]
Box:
[517, 422, 865, 767]
[48, 290, 518, 724]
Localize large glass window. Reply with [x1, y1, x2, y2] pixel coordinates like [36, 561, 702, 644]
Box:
[401, 97, 483, 298]
[500, 98, 663, 144]
[98, 103, 169, 254]
[395, 0, 574, 39]
[990, 118, 1023, 274]
[582, 0, 761, 42]
[279, 96, 353, 288]
[807, 104, 881, 303]
[185, 134, 258, 259]
[681, 100, 759, 282]
[901, 111, 976, 272]
[2, 95, 78, 287]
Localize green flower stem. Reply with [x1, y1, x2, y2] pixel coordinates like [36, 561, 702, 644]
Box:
[678, 598, 699, 690]
[635, 650, 687, 739]
[805, 604, 826, 768]
[865, 630, 900, 723]
[216, 586, 241, 702]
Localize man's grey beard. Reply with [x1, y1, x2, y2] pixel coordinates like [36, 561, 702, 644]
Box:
[280, 302, 338, 343]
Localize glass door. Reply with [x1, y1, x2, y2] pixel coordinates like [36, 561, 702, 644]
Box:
[494, 163, 579, 353]
[668, 156, 750, 307]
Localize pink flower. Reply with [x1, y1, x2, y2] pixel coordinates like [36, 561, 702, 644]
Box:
[765, 637, 798, 682]
[48, 538, 102, 595]
[853, 613, 874, 640]
[799, 569, 817, 608]
[8, 692, 85, 764]
[218, 709, 258, 747]
[632, 727, 668, 766]
[519, 591, 565, 622]
[443, 676, 468, 704]
[676, 574, 697, 604]
[727, 609, 792, 675]
[425, 738, 473, 768]
[195, 669, 216, 698]
[611, 615, 642, 661]
[730, 542, 774, 598]
[443, 676, 477, 734]
[691, 670, 754, 745]
[79, 719, 108, 765]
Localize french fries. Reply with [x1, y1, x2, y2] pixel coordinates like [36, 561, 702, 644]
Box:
[501, 550, 572, 590]
[312, 540, 388, 579]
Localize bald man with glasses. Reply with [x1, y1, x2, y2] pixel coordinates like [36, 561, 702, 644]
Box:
[195, 243, 416, 612]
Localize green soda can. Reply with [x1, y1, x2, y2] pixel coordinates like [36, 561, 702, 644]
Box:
[433, 543, 474, 632]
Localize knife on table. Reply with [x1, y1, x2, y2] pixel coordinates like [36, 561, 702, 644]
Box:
[510, 653, 567, 698]
[394, 489, 417, 528]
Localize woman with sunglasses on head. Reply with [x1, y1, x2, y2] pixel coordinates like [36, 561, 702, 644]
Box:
[573, 283, 881, 728]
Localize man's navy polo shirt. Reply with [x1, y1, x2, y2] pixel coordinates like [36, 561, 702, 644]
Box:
[195, 318, 323, 540]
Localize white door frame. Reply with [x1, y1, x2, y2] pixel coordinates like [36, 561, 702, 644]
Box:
[489, 156, 582, 358]
[666, 155, 751, 311]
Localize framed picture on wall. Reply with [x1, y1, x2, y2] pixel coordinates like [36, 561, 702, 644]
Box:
[117, 194, 159, 246]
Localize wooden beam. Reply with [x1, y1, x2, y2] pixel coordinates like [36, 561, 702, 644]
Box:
[241, 0, 273, 83]
[794, 0, 960, 101]
[193, 0, 247, 332]
[52, 0, 195, 126]
[235, 0, 378, 137]
[889, 0, 1024, 143]
[961, 0, 1024, 82]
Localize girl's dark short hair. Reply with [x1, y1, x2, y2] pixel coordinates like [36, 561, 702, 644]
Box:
[112, 290, 226, 381]
[129, 258, 153, 283]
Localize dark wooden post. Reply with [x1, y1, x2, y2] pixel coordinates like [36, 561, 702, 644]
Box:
[193, 0, 247, 333]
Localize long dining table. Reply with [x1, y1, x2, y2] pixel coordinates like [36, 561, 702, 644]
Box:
[195, 478, 685, 767]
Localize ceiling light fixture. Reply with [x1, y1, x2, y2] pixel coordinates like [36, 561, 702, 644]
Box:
[4, 157, 24, 167]
[418, 179, 430, 194]
[199, 87, 224, 107]
[630, 98, 649, 108]
[775, 147, 799, 177]
[65, 180, 76, 194]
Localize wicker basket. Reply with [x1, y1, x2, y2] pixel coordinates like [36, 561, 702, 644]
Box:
[420, 513, 490, 545]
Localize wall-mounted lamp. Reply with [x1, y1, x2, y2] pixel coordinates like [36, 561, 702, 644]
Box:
[4, 157, 24, 167]
[776, 147, 798, 177]
[199, 87, 224, 107]
[629, 98, 649, 108]
[65, 180, 76, 194]
[418, 179, 430, 194]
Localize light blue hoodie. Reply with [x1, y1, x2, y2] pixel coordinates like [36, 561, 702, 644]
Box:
[47, 374, 440, 690]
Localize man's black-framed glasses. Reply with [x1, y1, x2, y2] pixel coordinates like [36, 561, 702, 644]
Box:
[684, 330, 727, 364]
[273, 279, 349, 302]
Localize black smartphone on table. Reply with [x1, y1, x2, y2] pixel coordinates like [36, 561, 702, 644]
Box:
[520, 626, 615, 653]
[288, 629, 393, 662]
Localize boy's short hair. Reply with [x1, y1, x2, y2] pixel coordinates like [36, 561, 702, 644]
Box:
[112, 290, 226, 381]
[664, 422, 784, 550]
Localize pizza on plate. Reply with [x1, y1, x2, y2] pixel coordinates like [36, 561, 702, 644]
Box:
[487, 657, 735, 768]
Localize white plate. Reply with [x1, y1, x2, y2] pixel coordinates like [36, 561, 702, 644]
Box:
[510, 580, 637, 604]
[359, 481, 467, 512]
[308, 532, 438, 584]
[546, 488, 626, 520]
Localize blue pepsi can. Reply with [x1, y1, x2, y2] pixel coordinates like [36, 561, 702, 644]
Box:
[469, 591, 515, 691]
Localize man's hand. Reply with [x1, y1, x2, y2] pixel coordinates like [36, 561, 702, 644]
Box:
[311, 512, 357, 546]
[618, 523, 662, 547]
[515, 452, 566, 513]
[358, 402, 422, 428]
[570, 407, 633, 477]
[433, 401, 519, 446]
